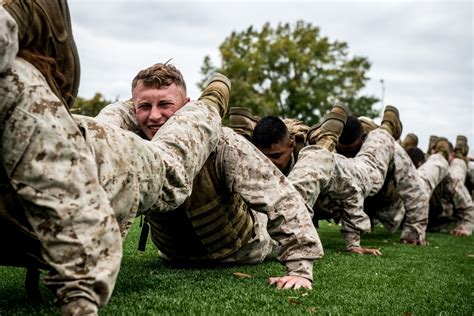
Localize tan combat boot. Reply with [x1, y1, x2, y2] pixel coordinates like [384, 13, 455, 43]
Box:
[380, 105, 403, 140]
[402, 133, 418, 149]
[5, 0, 80, 108]
[358, 116, 379, 134]
[198, 73, 231, 117]
[434, 137, 451, 161]
[427, 135, 438, 155]
[307, 102, 349, 151]
[454, 135, 469, 159]
[228, 107, 259, 140]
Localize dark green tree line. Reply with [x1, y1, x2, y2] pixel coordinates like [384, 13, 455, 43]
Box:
[199, 21, 379, 124]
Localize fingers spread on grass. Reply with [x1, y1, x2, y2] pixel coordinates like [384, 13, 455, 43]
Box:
[450, 229, 471, 237]
[348, 247, 381, 256]
[233, 272, 253, 279]
[362, 247, 382, 256]
[401, 239, 429, 246]
[268, 276, 312, 290]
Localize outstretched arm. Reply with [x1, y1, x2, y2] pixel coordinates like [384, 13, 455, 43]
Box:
[217, 128, 323, 289]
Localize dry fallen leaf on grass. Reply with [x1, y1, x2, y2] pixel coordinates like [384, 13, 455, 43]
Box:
[467, 254, 474, 258]
[301, 292, 309, 297]
[308, 306, 317, 314]
[232, 272, 253, 279]
[287, 297, 300, 305]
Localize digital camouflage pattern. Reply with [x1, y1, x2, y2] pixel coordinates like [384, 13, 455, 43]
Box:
[429, 158, 474, 233]
[75, 98, 222, 232]
[0, 57, 223, 308]
[0, 57, 123, 308]
[3, 0, 81, 108]
[96, 102, 322, 281]
[448, 158, 473, 233]
[289, 128, 395, 249]
[209, 127, 321, 280]
[417, 153, 449, 196]
[366, 142, 430, 242]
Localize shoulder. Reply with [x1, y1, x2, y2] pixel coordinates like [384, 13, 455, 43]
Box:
[1, 57, 46, 88]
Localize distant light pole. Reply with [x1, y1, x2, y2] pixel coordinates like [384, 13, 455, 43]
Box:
[380, 79, 385, 116]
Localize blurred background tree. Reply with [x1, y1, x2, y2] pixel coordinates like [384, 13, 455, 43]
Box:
[199, 21, 379, 125]
[71, 93, 115, 117]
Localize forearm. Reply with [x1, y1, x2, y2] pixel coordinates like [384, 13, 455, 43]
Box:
[95, 100, 141, 132]
[394, 145, 430, 241]
[340, 191, 370, 249]
[400, 212, 428, 241]
[286, 260, 314, 281]
[219, 130, 323, 271]
[343, 231, 361, 249]
[151, 101, 221, 212]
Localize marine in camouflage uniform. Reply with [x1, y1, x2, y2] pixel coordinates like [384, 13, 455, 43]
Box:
[96, 63, 322, 290]
[1, 60, 226, 313]
[407, 138, 473, 236]
[0, 1, 121, 313]
[429, 157, 474, 236]
[355, 117, 430, 245]
[251, 108, 398, 255]
[0, 1, 225, 314]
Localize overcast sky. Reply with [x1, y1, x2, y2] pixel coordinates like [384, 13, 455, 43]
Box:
[69, 0, 473, 154]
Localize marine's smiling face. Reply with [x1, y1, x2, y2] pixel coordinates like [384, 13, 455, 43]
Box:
[133, 81, 189, 140]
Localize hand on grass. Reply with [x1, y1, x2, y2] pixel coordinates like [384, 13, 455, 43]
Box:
[268, 275, 312, 290]
[348, 246, 381, 256]
[450, 229, 471, 236]
[400, 238, 429, 246]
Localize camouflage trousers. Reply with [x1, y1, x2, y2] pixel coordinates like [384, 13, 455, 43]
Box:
[449, 159, 474, 232]
[0, 58, 221, 307]
[288, 128, 395, 249]
[436, 158, 474, 233]
[417, 153, 449, 197]
[0, 58, 123, 307]
[368, 142, 430, 242]
[450, 157, 468, 183]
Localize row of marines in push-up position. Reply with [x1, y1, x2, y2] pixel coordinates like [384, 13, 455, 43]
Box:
[0, 1, 471, 315]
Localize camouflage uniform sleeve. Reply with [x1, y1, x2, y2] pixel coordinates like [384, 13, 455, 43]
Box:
[216, 128, 323, 281]
[95, 91, 223, 214]
[1, 58, 123, 307]
[327, 157, 372, 250]
[148, 101, 222, 212]
[417, 153, 450, 196]
[287, 145, 335, 208]
[0, 6, 18, 72]
[339, 191, 371, 249]
[95, 99, 141, 133]
[392, 144, 430, 242]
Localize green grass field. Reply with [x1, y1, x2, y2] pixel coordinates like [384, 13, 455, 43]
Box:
[1, 220, 473, 315]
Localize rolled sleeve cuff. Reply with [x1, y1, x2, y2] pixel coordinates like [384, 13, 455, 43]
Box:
[285, 259, 313, 282]
[344, 231, 361, 250]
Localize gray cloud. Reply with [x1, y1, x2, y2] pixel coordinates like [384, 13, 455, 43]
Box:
[69, 0, 473, 153]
